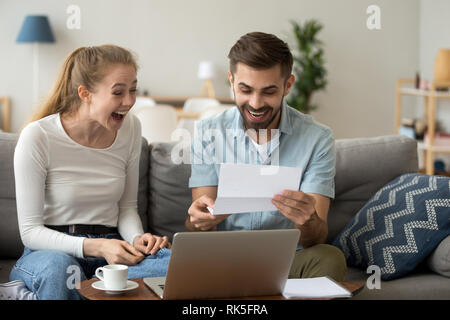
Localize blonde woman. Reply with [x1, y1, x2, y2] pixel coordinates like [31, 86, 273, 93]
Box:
[1, 45, 171, 300]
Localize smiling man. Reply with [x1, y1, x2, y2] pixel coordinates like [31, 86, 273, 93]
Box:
[186, 32, 346, 281]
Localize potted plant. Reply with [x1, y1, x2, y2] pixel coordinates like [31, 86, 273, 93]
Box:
[287, 19, 327, 114]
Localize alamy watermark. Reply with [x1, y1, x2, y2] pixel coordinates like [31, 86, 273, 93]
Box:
[366, 265, 381, 289]
[66, 4, 81, 30]
[169, 128, 280, 173]
[66, 265, 81, 290]
[366, 5, 381, 30]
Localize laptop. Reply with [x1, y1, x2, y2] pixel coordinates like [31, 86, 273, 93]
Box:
[143, 229, 300, 299]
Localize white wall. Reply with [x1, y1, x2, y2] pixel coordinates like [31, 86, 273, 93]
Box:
[419, 0, 450, 169]
[0, 0, 420, 138]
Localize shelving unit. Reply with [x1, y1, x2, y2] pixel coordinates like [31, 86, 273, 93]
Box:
[395, 79, 450, 175]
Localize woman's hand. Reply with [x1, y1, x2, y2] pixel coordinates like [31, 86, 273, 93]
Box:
[83, 238, 145, 266]
[133, 233, 171, 255]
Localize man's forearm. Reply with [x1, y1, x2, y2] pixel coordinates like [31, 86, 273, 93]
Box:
[296, 211, 328, 248]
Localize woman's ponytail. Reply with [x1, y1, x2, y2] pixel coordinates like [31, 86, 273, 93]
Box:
[28, 47, 85, 123]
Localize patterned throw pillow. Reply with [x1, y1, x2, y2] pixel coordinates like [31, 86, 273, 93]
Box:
[333, 173, 450, 280]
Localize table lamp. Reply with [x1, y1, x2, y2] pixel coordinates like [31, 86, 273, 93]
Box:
[434, 48, 450, 90]
[197, 61, 216, 98]
[16, 15, 55, 104]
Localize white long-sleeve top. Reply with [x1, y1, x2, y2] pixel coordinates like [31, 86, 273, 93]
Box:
[13, 113, 144, 258]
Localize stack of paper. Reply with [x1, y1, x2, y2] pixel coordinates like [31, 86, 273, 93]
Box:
[282, 277, 352, 299]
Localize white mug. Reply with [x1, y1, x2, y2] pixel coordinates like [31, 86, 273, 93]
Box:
[95, 264, 128, 290]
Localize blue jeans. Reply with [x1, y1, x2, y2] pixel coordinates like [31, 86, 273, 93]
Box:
[9, 233, 171, 300]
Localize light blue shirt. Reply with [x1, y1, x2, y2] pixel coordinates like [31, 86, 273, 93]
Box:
[189, 101, 335, 235]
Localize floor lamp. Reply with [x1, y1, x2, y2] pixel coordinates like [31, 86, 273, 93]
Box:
[198, 61, 216, 98]
[16, 15, 55, 104]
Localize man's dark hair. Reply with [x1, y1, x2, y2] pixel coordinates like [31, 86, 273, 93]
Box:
[228, 32, 293, 80]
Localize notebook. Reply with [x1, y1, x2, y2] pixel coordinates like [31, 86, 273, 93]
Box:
[282, 277, 352, 299]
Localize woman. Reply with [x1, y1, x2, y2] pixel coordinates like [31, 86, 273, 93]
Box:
[3, 45, 171, 300]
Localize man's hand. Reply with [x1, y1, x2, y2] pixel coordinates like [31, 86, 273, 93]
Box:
[187, 195, 230, 231]
[271, 190, 317, 226]
[133, 233, 171, 256]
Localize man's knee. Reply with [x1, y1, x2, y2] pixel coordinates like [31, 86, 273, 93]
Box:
[290, 244, 347, 281]
[314, 244, 347, 279]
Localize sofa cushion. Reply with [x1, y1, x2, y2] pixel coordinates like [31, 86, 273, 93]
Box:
[333, 173, 450, 280]
[147, 142, 191, 241]
[344, 267, 450, 300]
[426, 235, 450, 277]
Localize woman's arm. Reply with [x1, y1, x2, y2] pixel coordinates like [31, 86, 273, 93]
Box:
[14, 123, 85, 258]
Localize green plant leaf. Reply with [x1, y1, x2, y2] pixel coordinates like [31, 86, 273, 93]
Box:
[289, 19, 327, 113]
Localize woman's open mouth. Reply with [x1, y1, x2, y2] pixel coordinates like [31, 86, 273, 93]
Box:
[246, 108, 271, 122]
[111, 111, 127, 122]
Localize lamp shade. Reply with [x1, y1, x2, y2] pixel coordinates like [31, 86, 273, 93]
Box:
[197, 61, 216, 79]
[434, 48, 450, 85]
[16, 15, 55, 43]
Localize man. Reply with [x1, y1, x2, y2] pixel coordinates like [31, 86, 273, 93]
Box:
[185, 32, 346, 281]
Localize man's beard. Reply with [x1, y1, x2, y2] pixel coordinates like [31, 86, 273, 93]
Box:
[237, 99, 283, 131]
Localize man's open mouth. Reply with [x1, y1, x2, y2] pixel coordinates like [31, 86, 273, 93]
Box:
[246, 108, 271, 122]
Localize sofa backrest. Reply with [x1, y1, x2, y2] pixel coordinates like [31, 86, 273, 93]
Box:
[0, 132, 418, 258]
[146, 135, 419, 244]
[0, 133, 23, 258]
[146, 143, 191, 240]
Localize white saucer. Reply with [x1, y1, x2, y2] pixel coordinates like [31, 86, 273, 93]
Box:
[91, 280, 139, 294]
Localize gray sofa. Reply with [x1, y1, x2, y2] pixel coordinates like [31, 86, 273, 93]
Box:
[1, 132, 450, 299]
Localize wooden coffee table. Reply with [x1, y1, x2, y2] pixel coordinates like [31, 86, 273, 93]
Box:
[78, 278, 364, 300]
